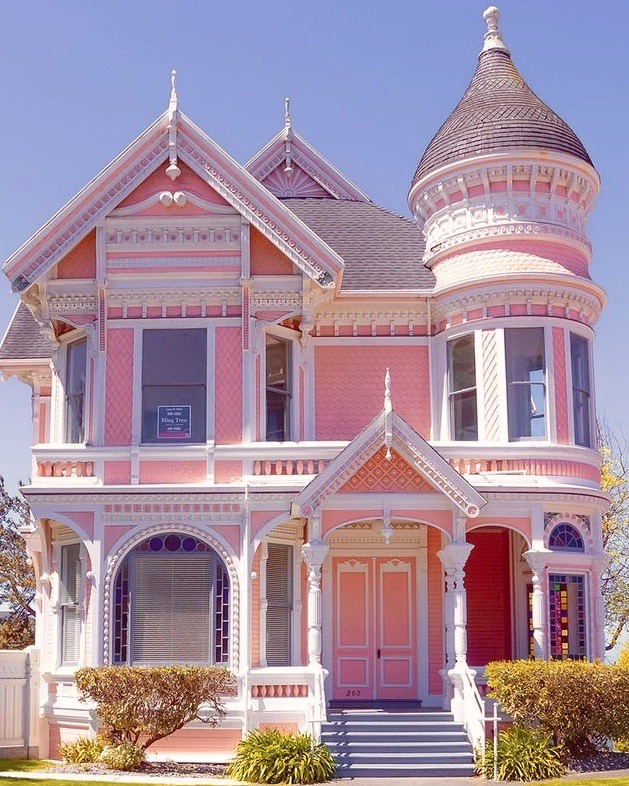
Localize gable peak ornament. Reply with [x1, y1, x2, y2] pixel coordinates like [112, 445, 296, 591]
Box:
[165, 69, 181, 181]
[283, 97, 294, 177]
[384, 367, 393, 460]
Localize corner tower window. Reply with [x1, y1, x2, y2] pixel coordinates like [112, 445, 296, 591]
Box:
[570, 333, 592, 447]
[266, 336, 291, 441]
[447, 335, 478, 440]
[65, 339, 87, 443]
[141, 329, 207, 444]
[505, 328, 546, 440]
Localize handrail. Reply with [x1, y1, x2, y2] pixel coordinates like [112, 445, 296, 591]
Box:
[461, 664, 485, 752]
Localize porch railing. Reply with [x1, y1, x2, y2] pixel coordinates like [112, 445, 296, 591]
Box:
[461, 664, 485, 752]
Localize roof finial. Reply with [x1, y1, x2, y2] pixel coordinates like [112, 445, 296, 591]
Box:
[283, 96, 294, 177]
[384, 367, 392, 460]
[481, 6, 509, 55]
[384, 367, 392, 415]
[165, 69, 181, 181]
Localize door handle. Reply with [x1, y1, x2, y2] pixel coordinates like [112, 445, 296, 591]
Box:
[377, 648, 381, 659]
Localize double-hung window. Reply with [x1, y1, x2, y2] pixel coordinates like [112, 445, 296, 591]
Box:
[505, 328, 546, 440]
[60, 543, 81, 666]
[265, 543, 293, 666]
[141, 329, 207, 444]
[65, 339, 87, 443]
[265, 336, 291, 441]
[447, 335, 478, 440]
[570, 333, 592, 447]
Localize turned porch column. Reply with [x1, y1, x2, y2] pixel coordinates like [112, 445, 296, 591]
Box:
[591, 554, 609, 660]
[524, 549, 551, 659]
[301, 540, 329, 666]
[437, 540, 474, 720]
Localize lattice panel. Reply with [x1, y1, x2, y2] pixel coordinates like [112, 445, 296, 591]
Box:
[340, 447, 433, 493]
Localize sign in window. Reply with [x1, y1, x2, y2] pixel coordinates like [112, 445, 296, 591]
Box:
[157, 405, 192, 440]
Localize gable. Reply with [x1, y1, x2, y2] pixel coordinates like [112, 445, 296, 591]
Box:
[261, 162, 331, 199]
[340, 447, 435, 493]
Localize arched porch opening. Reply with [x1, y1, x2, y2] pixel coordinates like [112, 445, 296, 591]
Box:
[465, 525, 531, 667]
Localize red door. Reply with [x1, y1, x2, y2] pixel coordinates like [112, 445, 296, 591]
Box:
[332, 556, 417, 701]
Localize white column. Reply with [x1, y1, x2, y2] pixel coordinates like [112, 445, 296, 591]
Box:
[301, 540, 329, 667]
[591, 554, 609, 660]
[437, 540, 474, 719]
[524, 549, 552, 659]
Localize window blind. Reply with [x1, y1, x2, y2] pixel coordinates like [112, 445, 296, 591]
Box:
[132, 554, 211, 665]
[60, 543, 81, 665]
[265, 543, 293, 666]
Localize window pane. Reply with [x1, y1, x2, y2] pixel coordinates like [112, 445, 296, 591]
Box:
[65, 340, 87, 443]
[141, 329, 207, 443]
[570, 334, 591, 447]
[505, 328, 546, 439]
[142, 329, 207, 385]
[266, 337, 291, 441]
[451, 390, 478, 441]
[448, 335, 477, 440]
[448, 335, 476, 392]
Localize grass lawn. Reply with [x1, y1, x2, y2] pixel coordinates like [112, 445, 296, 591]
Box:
[0, 761, 51, 773]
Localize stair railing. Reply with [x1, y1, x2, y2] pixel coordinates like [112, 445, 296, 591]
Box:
[461, 664, 486, 753]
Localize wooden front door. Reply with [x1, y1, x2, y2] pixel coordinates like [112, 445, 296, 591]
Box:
[332, 556, 417, 701]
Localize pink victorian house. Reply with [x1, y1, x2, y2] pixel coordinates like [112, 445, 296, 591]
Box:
[0, 6, 607, 776]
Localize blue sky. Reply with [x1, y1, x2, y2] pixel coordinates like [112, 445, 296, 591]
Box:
[0, 0, 627, 491]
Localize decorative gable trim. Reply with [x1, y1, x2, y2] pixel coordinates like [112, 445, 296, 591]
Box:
[294, 410, 486, 517]
[4, 112, 345, 293]
[246, 129, 370, 202]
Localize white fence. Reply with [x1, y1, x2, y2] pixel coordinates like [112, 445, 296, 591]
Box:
[0, 647, 39, 758]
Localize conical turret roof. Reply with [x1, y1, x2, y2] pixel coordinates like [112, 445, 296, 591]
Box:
[411, 7, 592, 187]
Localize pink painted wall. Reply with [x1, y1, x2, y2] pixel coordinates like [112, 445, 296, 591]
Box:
[104, 461, 131, 485]
[214, 327, 242, 444]
[104, 329, 134, 446]
[104, 524, 135, 557]
[139, 460, 206, 484]
[315, 345, 429, 440]
[250, 227, 295, 275]
[56, 231, 96, 279]
[214, 460, 242, 484]
[553, 326, 569, 444]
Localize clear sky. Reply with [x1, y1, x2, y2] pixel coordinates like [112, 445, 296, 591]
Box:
[0, 0, 627, 491]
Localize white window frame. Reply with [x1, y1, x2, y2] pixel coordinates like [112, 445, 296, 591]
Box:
[54, 539, 85, 670]
[566, 327, 595, 449]
[261, 325, 299, 443]
[53, 330, 90, 445]
[504, 325, 550, 442]
[446, 332, 480, 442]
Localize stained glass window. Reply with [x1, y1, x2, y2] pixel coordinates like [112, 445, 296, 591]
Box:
[112, 533, 229, 665]
[548, 523, 584, 552]
[548, 574, 586, 659]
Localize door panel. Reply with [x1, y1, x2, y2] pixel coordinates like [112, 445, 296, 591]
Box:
[332, 555, 417, 701]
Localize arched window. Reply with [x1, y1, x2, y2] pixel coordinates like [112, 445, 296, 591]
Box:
[548, 523, 584, 553]
[112, 533, 230, 666]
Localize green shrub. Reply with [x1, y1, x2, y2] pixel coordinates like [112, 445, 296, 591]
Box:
[74, 665, 236, 751]
[225, 729, 336, 784]
[98, 742, 145, 771]
[614, 737, 629, 753]
[475, 726, 564, 782]
[486, 659, 629, 755]
[58, 735, 105, 764]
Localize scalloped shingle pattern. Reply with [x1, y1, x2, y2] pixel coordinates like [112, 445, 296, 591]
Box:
[413, 49, 592, 185]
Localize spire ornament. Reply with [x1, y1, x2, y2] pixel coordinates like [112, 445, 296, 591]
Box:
[283, 97, 294, 177]
[165, 69, 181, 181]
[384, 367, 393, 460]
[480, 6, 509, 55]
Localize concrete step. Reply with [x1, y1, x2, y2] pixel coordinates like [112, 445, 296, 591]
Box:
[326, 741, 473, 753]
[334, 762, 476, 778]
[332, 751, 473, 764]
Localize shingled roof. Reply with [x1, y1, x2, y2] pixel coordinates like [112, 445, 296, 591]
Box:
[412, 13, 592, 186]
[282, 198, 434, 291]
[0, 303, 52, 361]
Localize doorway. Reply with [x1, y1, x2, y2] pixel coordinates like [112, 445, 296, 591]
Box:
[332, 556, 417, 701]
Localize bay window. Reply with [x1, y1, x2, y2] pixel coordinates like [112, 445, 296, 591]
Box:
[447, 334, 478, 440]
[141, 329, 207, 444]
[266, 335, 291, 441]
[505, 328, 546, 440]
[65, 338, 87, 443]
[570, 333, 592, 447]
